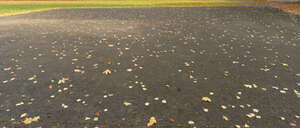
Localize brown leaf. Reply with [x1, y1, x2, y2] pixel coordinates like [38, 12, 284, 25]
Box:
[169, 118, 175, 122]
[95, 112, 100, 116]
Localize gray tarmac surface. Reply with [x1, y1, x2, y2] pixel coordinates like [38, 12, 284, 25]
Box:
[0, 7, 299, 128]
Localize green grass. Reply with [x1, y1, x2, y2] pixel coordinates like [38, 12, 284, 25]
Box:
[0, 0, 264, 16]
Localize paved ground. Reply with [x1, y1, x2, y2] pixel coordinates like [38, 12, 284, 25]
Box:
[0, 7, 299, 128]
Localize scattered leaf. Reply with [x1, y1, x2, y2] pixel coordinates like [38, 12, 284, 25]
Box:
[23, 116, 40, 124]
[188, 120, 195, 125]
[147, 117, 157, 127]
[102, 69, 112, 75]
[201, 97, 212, 102]
[123, 102, 132, 106]
[281, 63, 288, 67]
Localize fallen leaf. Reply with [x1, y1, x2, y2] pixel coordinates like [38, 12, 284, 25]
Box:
[95, 112, 100, 116]
[123, 102, 132, 106]
[20, 113, 28, 118]
[201, 97, 212, 102]
[222, 115, 229, 121]
[290, 123, 297, 127]
[27, 76, 36, 81]
[74, 69, 81, 72]
[188, 120, 195, 125]
[85, 117, 91, 120]
[147, 117, 157, 127]
[224, 73, 230, 77]
[169, 118, 175, 122]
[244, 84, 252, 88]
[203, 108, 209, 112]
[23, 116, 40, 124]
[127, 68, 133, 72]
[102, 69, 112, 75]
[145, 102, 150, 106]
[281, 63, 288, 67]
[93, 117, 98, 121]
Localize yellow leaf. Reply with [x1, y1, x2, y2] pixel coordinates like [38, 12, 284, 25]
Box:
[63, 77, 69, 81]
[201, 97, 212, 102]
[102, 69, 112, 75]
[27, 76, 35, 81]
[147, 117, 157, 127]
[281, 63, 288, 67]
[23, 116, 40, 124]
[123, 102, 132, 106]
[244, 84, 253, 88]
[74, 69, 82, 73]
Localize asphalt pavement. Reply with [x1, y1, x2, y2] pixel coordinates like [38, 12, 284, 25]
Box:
[0, 7, 299, 128]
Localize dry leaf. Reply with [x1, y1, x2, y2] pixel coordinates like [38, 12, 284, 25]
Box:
[244, 84, 252, 88]
[222, 115, 229, 121]
[95, 112, 100, 116]
[102, 69, 112, 75]
[123, 102, 132, 106]
[188, 120, 195, 125]
[224, 73, 230, 77]
[28, 76, 35, 81]
[281, 63, 288, 67]
[147, 117, 157, 127]
[23, 116, 40, 124]
[201, 97, 212, 102]
[169, 118, 175, 122]
[107, 61, 111, 65]
[74, 69, 82, 73]
[20, 113, 28, 118]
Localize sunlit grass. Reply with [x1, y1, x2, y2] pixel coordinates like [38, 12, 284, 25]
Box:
[0, 0, 264, 16]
